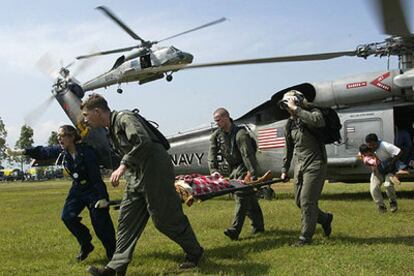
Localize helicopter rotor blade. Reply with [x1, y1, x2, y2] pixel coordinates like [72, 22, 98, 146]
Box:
[66, 45, 99, 78]
[155, 17, 227, 44]
[36, 52, 60, 79]
[145, 50, 357, 73]
[23, 95, 55, 127]
[64, 60, 76, 70]
[76, 45, 138, 59]
[71, 56, 96, 78]
[37, 51, 79, 78]
[96, 6, 147, 44]
[372, 0, 411, 36]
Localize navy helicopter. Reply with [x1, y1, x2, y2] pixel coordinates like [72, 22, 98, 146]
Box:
[76, 6, 226, 94]
[34, 0, 414, 182]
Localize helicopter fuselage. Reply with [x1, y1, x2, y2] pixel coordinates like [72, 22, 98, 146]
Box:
[168, 70, 414, 182]
[47, 66, 414, 183]
[168, 101, 414, 182]
[81, 46, 193, 92]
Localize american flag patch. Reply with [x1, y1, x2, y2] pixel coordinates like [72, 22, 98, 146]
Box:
[257, 127, 286, 149]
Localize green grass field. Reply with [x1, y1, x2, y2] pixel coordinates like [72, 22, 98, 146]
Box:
[0, 179, 414, 275]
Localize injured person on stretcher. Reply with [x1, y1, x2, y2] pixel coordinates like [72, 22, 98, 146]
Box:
[175, 171, 274, 206]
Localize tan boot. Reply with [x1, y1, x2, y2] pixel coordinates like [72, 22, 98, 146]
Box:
[389, 175, 400, 185]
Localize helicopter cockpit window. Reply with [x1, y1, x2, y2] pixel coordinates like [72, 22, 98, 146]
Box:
[140, 54, 152, 69]
[167, 46, 179, 54]
[130, 60, 138, 68]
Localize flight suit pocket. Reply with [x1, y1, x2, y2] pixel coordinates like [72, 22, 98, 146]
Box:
[116, 134, 130, 153]
[306, 160, 324, 173]
[124, 170, 144, 192]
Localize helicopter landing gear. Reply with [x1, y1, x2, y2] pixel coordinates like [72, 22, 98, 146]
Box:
[166, 74, 173, 82]
[117, 84, 123, 94]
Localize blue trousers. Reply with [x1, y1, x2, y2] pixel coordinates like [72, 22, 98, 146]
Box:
[378, 160, 402, 175]
[61, 186, 116, 259]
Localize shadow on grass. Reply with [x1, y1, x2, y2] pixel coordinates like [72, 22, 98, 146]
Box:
[85, 257, 109, 266]
[330, 234, 414, 246]
[142, 229, 297, 274]
[320, 190, 414, 201]
[158, 262, 270, 275]
[213, 190, 414, 202]
[140, 226, 414, 274]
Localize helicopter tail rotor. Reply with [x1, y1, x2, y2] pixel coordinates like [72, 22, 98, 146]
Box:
[36, 52, 78, 80]
[23, 94, 55, 127]
[36, 52, 61, 79]
[29, 48, 97, 126]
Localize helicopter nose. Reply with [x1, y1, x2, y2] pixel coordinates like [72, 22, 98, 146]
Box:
[180, 52, 194, 64]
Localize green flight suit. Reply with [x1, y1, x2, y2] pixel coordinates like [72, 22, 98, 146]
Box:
[106, 110, 202, 272]
[208, 124, 264, 236]
[282, 107, 331, 242]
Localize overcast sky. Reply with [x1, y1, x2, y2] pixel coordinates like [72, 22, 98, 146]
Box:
[0, 0, 412, 146]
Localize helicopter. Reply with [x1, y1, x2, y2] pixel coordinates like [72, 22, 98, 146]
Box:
[166, 0, 414, 182]
[35, 0, 414, 182]
[76, 6, 226, 94]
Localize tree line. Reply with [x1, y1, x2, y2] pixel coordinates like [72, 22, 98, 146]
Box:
[0, 116, 58, 169]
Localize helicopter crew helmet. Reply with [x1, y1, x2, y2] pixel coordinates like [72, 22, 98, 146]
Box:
[278, 90, 308, 109]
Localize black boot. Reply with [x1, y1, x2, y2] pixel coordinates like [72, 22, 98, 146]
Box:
[290, 238, 312, 247]
[322, 213, 333, 237]
[179, 247, 204, 269]
[223, 228, 239, 241]
[390, 201, 398, 213]
[87, 266, 124, 276]
[76, 243, 94, 262]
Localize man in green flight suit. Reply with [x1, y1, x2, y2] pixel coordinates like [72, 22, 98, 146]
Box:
[280, 90, 333, 247]
[208, 107, 265, 241]
[82, 94, 204, 275]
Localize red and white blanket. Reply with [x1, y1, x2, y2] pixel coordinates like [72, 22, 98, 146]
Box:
[175, 171, 272, 206]
[175, 173, 243, 196]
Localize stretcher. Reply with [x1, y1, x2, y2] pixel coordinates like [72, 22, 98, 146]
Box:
[109, 171, 282, 209]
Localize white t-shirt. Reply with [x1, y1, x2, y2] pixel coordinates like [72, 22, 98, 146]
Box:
[374, 141, 401, 161]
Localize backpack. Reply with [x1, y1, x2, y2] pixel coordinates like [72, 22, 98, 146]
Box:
[234, 125, 258, 152]
[215, 125, 257, 160]
[131, 109, 171, 150]
[289, 107, 342, 144]
[315, 107, 342, 144]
